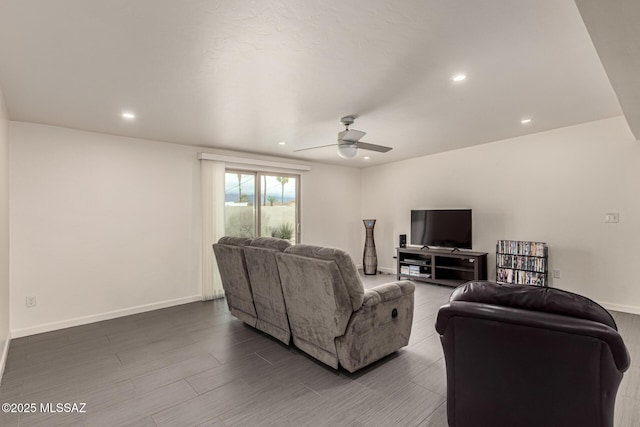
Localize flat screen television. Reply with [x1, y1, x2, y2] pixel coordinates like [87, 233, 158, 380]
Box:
[411, 209, 472, 249]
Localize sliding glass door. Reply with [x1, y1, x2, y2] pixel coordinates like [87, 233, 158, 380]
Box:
[260, 174, 298, 244]
[224, 172, 256, 238]
[224, 171, 299, 243]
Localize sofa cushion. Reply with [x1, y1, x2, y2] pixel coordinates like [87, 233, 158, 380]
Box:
[284, 244, 364, 311]
[244, 237, 292, 344]
[250, 236, 291, 252]
[218, 236, 252, 247]
[450, 281, 616, 329]
[212, 237, 257, 326]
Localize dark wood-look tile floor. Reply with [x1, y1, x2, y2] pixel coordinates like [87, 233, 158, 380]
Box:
[0, 273, 638, 426]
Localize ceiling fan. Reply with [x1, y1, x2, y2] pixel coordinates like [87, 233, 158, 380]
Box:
[295, 116, 393, 159]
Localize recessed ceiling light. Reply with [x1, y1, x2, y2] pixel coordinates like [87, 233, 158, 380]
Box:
[121, 112, 136, 120]
[452, 74, 467, 82]
[278, 141, 286, 145]
[521, 118, 532, 124]
[363, 156, 370, 160]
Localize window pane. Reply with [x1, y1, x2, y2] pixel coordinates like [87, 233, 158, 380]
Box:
[224, 172, 256, 238]
[260, 174, 297, 244]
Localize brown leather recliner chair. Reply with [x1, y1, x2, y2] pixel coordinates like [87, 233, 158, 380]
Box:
[436, 281, 630, 427]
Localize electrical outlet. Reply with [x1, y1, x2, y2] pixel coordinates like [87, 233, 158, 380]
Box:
[26, 296, 37, 308]
[552, 269, 561, 279]
[605, 212, 619, 223]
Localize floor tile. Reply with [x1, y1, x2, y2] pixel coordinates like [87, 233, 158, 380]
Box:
[356, 381, 445, 427]
[86, 379, 196, 427]
[131, 354, 220, 393]
[152, 379, 252, 426]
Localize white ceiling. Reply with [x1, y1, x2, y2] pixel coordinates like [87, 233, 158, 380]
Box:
[0, 0, 629, 167]
[574, 0, 640, 141]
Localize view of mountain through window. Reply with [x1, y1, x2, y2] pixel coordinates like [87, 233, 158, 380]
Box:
[224, 171, 299, 243]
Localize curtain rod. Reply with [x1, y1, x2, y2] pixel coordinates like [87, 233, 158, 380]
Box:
[198, 153, 311, 171]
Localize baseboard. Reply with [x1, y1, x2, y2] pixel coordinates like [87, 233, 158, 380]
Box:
[0, 335, 9, 385]
[378, 266, 396, 275]
[357, 264, 396, 276]
[598, 301, 640, 316]
[11, 295, 202, 338]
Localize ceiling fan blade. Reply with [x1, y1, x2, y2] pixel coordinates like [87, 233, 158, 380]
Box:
[356, 142, 393, 153]
[293, 143, 337, 153]
[338, 129, 366, 142]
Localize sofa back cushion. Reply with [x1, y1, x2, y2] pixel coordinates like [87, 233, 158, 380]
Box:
[218, 236, 253, 247]
[451, 281, 616, 329]
[275, 250, 354, 367]
[284, 244, 364, 311]
[212, 237, 256, 320]
[249, 236, 291, 251]
[244, 237, 291, 343]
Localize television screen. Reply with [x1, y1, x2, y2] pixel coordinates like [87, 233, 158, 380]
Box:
[411, 209, 472, 249]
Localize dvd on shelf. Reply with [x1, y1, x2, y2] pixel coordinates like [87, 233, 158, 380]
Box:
[400, 264, 431, 279]
[496, 254, 546, 272]
[496, 240, 548, 287]
[497, 240, 546, 257]
[496, 267, 546, 286]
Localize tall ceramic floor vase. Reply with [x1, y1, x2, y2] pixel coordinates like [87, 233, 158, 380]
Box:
[363, 219, 377, 275]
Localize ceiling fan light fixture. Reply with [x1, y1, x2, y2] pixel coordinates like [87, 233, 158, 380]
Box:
[337, 143, 357, 159]
[293, 116, 392, 157]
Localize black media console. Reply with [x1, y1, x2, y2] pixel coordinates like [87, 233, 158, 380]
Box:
[396, 247, 487, 287]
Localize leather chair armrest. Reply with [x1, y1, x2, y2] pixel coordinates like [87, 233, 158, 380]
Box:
[436, 301, 631, 372]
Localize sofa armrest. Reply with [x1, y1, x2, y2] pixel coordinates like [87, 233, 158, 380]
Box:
[335, 280, 415, 372]
[362, 280, 415, 307]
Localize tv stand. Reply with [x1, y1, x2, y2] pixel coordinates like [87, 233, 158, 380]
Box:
[396, 247, 487, 287]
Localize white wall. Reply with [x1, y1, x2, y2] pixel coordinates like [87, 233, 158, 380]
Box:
[9, 123, 202, 335]
[9, 122, 361, 335]
[361, 116, 640, 313]
[0, 86, 10, 379]
[301, 162, 362, 259]
[14, 115, 636, 334]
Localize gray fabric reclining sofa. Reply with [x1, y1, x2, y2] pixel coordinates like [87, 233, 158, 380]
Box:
[213, 236, 292, 344]
[212, 237, 415, 372]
